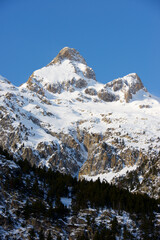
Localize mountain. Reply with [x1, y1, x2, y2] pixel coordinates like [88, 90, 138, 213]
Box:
[0, 47, 160, 199]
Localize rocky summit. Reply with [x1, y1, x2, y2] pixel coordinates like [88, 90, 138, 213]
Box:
[0, 47, 160, 199]
[25, 47, 96, 95]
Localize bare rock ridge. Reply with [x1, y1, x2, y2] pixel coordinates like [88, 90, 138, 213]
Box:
[0, 48, 160, 199]
[48, 47, 87, 65]
[49, 47, 96, 81]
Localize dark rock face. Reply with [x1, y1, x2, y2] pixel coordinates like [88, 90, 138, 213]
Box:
[124, 90, 132, 103]
[47, 83, 62, 94]
[85, 88, 97, 96]
[106, 79, 123, 91]
[75, 79, 87, 88]
[83, 67, 96, 80]
[129, 73, 144, 92]
[98, 89, 119, 102]
[45, 78, 88, 94]
[26, 76, 45, 95]
[113, 79, 123, 91]
[22, 147, 39, 166]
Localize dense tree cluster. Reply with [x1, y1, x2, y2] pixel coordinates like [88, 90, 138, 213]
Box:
[73, 178, 158, 214]
[11, 158, 158, 216]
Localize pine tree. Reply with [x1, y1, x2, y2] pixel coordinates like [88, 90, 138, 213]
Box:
[86, 215, 91, 226]
[39, 229, 45, 240]
[57, 236, 62, 240]
[47, 230, 52, 240]
[123, 225, 134, 240]
[32, 178, 39, 196]
[23, 199, 30, 220]
[28, 228, 35, 240]
[111, 217, 120, 237]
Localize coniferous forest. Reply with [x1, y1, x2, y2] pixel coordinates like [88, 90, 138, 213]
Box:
[0, 147, 160, 239]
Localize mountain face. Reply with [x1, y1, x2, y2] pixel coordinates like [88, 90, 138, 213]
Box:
[0, 47, 160, 198]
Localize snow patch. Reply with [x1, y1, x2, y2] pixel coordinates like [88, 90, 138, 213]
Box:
[82, 165, 138, 183]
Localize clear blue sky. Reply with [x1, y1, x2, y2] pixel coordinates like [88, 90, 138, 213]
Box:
[0, 0, 160, 96]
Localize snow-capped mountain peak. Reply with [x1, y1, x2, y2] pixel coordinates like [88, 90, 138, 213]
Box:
[22, 47, 148, 104]
[23, 47, 96, 94]
[0, 48, 160, 199]
[48, 47, 87, 65]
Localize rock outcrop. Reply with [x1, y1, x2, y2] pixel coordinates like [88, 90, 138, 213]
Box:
[97, 73, 146, 103]
[105, 73, 146, 102]
[98, 89, 119, 102]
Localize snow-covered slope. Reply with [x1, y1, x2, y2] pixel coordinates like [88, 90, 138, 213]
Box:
[0, 47, 160, 198]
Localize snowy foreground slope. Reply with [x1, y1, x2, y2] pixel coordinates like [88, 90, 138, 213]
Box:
[0, 47, 160, 198]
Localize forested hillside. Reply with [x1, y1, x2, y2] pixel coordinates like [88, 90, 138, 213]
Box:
[0, 147, 159, 239]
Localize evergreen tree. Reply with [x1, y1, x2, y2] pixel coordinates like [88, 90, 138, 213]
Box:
[57, 236, 62, 240]
[111, 217, 120, 237]
[123, 225, 134, 240]
[39, 229, 45, 240]
[140, 214, 155, 239]
[28, 228, 35, 240]
[47, 231, 52, 240]
[23, 199, 30, 220]
[32, 178, 39, 196]
[86, 215, 91, 226]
